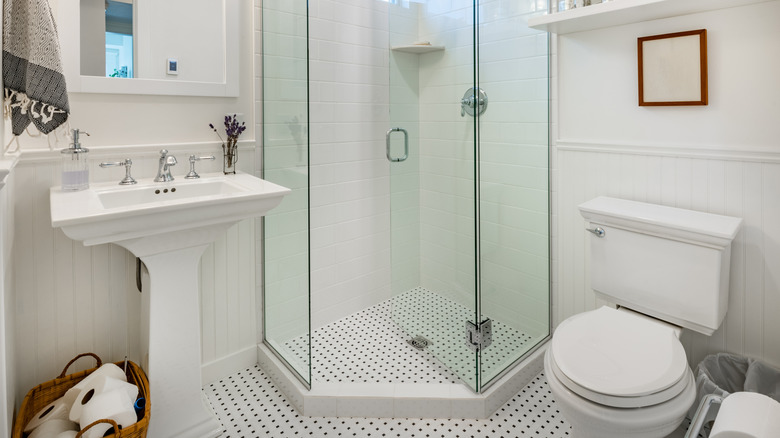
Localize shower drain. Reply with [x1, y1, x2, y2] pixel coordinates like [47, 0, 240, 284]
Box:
[407, 335, 432, 350]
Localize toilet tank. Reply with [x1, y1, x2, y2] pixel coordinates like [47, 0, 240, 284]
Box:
[579, 197, 742, 335]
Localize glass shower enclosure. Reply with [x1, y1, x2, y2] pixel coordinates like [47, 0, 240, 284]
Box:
[263, 0, 549, 393]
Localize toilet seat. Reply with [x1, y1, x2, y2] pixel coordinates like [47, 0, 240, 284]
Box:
[551, 306, 689, 408]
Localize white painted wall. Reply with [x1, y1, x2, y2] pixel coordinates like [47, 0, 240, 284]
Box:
[19, 0, 255, 151]
[554, 1, 780, 369]
[137, 0, 225, 82]
[8, 0, 261, 404]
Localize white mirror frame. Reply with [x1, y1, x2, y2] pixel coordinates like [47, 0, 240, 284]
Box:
[58, 0, 239, 97]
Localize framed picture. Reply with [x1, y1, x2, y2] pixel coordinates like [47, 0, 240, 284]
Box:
[638, 29, 707, 106]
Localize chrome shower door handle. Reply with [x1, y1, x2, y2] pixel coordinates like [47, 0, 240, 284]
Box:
[386, 127, 409, 162]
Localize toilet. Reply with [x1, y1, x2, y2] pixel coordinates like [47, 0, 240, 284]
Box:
[545, 196, 742, 438]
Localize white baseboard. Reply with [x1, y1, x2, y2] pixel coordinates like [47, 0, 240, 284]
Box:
[201, 346, 258, 385]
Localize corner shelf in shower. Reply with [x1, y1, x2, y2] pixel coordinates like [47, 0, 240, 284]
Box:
[391, 44, 445, 54]
[528, 0, 773, 34]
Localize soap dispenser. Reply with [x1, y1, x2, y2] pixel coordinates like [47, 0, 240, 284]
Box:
[61, 129, 90, 191]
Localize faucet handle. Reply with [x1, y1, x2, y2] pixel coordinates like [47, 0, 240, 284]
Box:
[99, 158, 136, 185]
[159, 149, 169, 157]
[185, 155, 216, 179]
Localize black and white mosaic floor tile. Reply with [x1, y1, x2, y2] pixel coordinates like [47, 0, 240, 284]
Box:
[282, 291, 459, 384]
[281, 287, 538, 386]
[204, 366, 572, 437]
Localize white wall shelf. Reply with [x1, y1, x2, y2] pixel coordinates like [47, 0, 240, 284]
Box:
[528, 0, 774, 34]
[391, 44, 445, 54]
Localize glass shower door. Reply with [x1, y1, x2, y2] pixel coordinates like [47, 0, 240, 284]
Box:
[477, 1, 551, 389]
[262, 0, 311, 387]
[388, 0, 551, 392]
[388, 0, 481, 391]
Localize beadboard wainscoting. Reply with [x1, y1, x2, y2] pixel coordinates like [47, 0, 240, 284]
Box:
[555, 142, 780, 370]
[1, 160, 16, 438]
[553, 0, 780, 371]
[11, 144, 259, 401]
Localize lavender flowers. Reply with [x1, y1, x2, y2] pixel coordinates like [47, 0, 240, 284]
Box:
[224, 114, 246, 139]
[210, 114, 246, 141]
[210, 114, 245, 174]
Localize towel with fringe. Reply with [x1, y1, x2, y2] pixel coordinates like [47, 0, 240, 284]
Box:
[3, 0, 70, 136]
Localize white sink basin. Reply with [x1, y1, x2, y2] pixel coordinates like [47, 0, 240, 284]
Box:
[50, 171, 289, 438]
[97, 178, 243, 209]
[51, 172, 290, 247]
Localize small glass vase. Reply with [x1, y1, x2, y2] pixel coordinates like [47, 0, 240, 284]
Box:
[223, 138, 238, 174]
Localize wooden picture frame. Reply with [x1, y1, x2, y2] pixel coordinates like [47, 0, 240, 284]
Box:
[638, 29, 707, 106]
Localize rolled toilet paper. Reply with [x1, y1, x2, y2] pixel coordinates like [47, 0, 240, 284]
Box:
[55, 431, 78, 438]
[70, 363, 126, 396]
[24, 387, 81, 432]
[78, 389, 137, 438]
[27, 419, 78, 438]
[710, 392, 780, 438]
[69, 375, 137, 423]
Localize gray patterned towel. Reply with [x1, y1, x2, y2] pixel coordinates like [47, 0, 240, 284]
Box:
[3, 0, 70, 136]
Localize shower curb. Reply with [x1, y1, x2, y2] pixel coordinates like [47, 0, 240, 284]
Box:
[256, 342, 547, 419]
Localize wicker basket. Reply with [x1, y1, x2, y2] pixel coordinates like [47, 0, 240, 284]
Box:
[12, 353, 150, 438]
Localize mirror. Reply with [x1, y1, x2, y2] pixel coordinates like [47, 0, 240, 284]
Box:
[58, 0, 239, 97]
[82, 0, 135, 78]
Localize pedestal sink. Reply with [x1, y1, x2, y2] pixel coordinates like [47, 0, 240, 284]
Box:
[51, 172, 290, 438]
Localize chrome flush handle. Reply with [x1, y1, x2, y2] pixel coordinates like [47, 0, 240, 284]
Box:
[586, 227, 605, 238]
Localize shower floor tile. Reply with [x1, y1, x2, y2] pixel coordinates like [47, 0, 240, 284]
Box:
[280, 287, 539, 385]
[204, 365, 573, 437]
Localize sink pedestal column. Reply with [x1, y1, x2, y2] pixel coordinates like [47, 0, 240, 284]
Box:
[122, 227, 231, 438]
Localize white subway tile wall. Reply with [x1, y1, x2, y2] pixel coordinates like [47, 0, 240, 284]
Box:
[308, 0, 393, 330]
[475, 1, 549, 340]
[409, 0, 551, 385]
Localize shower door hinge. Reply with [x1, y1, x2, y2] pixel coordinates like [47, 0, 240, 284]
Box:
[466, 319, 492, 352]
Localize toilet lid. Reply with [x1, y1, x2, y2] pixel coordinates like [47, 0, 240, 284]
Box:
[552, 306, 688, 403]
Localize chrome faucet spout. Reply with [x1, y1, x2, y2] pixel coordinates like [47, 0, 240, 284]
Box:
[164, 155, 177, 170]
[155, 149, 177, 182]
